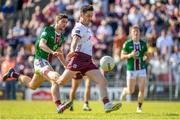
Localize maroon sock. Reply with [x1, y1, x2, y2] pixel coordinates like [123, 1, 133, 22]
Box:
[84, 101, 88, 105]
[102, 97, 110, 105]
[138, 102, 142, 108]
[55, 100, 61, 107]
[11, 72, 20, 78]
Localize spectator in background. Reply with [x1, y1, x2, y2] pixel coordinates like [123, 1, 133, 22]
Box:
[168, 18, 179, 39]
[1, 46, 17, 100]
[1, 0, 15, 38]
[55, 0, 67, 13]
[145, 19, 159, 47]
[166, 0, 175, 16]
[1, 0, 15, 19]
[113, 26, 127, 63]
[128, 6, 141, 26]
[96, 20, 113, 57]
[171, 7, 179, 19]
[16, 0, 23, 20]
[121, 15, 131, 36]
[156, 29, 174, 56]
[92, 5, 105, 27]
[0, 12, 5, 38]
[146, 38, 157, 57]
[169, 45, 180, 98]
[22, 0, 35, 20]
[146, 19, 160, 38]
[29, 14, 40, 35]
[33, 5, 46, 23]
[91, 32, 107, 59]
[36, 22, 45, 38]
[12, 20, 25, 40]
[43, 0, 58, 24]
[96, 20, 113, 43]
[107, 3, 119, 36]
[73, 0, 89, 20]
[113, 25, 127, 82]
[0, 34, 6, 58]
[7, 29, 21, 54]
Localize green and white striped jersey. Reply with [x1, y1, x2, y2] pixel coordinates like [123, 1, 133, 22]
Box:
[122, 39, 147, 71]
[35, 25, 65, 61]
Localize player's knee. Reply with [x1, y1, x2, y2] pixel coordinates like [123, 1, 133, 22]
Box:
[57, 79, 66, 86]
[51, 81, 58, 86]
[56, 76, 68, 86]
[49, 72, 60, 81]
[59, 81, 66, 86]
[139, 89, 144, 94]
[128, 88, 135, 94]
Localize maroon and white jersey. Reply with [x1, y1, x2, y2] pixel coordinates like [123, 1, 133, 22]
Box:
[71, 22, 93, 56]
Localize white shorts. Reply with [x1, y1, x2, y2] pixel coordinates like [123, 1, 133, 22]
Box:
[126, 69, 147, 80]
[34, 59, 52, 74]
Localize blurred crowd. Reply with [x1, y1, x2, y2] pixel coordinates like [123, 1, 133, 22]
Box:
[0, 0, 180, 99]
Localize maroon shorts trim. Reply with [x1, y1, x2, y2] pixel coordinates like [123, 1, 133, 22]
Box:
[67, 52, 98, 75]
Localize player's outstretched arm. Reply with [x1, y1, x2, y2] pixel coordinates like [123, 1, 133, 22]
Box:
[67, 35, 80, 60]
[55, 48, 67, 68]
[39, 39, 54, 54]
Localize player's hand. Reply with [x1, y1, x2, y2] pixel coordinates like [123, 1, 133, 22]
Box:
[53, 51, 62, 57]
[67, 51, 75, 61]
[129, 50, 137, 58]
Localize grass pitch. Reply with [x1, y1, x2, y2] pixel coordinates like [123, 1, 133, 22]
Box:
[0, 101, 180, 120]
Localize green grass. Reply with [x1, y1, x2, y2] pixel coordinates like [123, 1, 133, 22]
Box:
[0, 101, 180, 120]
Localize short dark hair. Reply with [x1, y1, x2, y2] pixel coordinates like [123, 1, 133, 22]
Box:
[131, 25, 140, 29]
[80, 5, 94, 13]
[56, 13, 68, 21]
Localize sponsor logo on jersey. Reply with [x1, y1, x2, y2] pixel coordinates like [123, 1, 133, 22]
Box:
[75, 29, 80, 34]
[41, 32, 47, 37]
[72, 64, 77, 69]
[129, 46, 133, 48]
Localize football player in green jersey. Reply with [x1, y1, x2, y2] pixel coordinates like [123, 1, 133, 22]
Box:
[120, 25, 150, 113]
[3, 14, 72, 113]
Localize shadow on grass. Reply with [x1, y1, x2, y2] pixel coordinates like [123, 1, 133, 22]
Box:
[164, 113, 179, 116]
